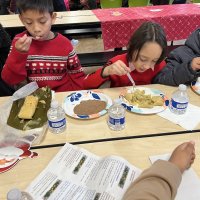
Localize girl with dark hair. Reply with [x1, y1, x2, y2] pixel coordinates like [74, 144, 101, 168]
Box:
[83, 21, 167, 89]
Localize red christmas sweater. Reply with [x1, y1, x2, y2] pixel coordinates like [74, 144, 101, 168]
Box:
[1, 32, 85, 92]
[83, 53, 166, 89]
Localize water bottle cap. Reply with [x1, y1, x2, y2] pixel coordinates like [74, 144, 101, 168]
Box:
[51, 100, 59, 108]
[7, 188, 22, 200]
[178, 84, 187, 91]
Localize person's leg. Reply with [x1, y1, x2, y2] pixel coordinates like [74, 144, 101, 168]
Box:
[0, 0, 10, 14]
[88, 0, 97, 9]
[151, 0, 169, 4]
[173, 0, 186, 4]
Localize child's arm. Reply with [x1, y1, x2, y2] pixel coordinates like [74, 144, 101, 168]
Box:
[1, 35, 31, 86]
[83, 58, 130, 89]
[66, 48, 86, 90]
[153, 47, 199, 86]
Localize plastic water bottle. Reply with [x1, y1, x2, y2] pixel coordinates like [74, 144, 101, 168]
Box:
[47, 100, 66, 134]
[107, 98, 125, 131]
[7, 188, 33, 200]
[195, 77, 200, 87]
[169, 84, 189, 115]
[71, 39, 79, 46]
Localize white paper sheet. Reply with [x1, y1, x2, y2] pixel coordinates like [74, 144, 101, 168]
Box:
[26, 143, 141, 200]
[149, 154, 200, 200]
[157, 104, 200, 130]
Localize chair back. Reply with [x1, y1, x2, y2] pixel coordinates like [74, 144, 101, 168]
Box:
[128, 0, 150, 7]
[100, 0, 123, 8]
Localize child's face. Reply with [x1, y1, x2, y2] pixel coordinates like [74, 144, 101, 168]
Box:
[19, 10, 56, 41]
[132, 42, 162, 73]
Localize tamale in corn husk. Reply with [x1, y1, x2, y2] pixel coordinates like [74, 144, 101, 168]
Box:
[7, 87, 51, 130]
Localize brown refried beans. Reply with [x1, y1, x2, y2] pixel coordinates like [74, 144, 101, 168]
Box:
[74, 100, 107, 115]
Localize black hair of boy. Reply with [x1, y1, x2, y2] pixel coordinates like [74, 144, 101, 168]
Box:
[16, 0, 54, 14]
[127, 21, 167, 64]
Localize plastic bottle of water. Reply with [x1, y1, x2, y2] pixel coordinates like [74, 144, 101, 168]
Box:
[47, 100, 66, 134]
[107, 98, 126, 131]
[169, 84, 189, 115]
[7, 188, 33, 200]
[195, 77, 200, 87]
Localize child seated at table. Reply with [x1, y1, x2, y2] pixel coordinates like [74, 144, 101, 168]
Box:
[83, 21, 167, 89]
[123, 141, 195, 200]
[153, 28, 200, 86]
[1, 0, 85, 92]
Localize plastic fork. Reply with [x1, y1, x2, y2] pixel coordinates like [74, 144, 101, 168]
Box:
[127, 72, 135, 91]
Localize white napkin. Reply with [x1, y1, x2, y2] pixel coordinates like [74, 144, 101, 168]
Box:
[157, 104, 200, 130]
[149, 154, 200, 200]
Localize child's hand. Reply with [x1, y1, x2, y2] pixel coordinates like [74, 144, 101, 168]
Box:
[80, 0, 88, 5]
[169, 141, 195, 173]
[103, 60, 131, 77]
[15, 34, 32, 53]
[191, 57, 200, 71]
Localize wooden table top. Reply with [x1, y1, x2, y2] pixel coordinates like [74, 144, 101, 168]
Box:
[0, 133, 199, 200]
[0, 84, 200, 147]
[0, 10, 99, 29]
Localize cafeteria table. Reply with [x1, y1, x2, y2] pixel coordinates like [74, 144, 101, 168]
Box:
[93, 4, 200, 49]
[0, 132, 199, 200]
[0, 84, 199, 147]
[0, 10, 100, 38]
[1, 4, 200, 50]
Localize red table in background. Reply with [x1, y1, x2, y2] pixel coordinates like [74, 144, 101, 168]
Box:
[93, 4, 200, 50]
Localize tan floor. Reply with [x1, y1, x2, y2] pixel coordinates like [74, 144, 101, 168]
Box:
[74, 35, 185, 54]
[74, 35, 104, 54]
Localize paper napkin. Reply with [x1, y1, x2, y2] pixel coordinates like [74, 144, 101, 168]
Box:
[157, 104, 200, 130]
[149, 154, 200, 200]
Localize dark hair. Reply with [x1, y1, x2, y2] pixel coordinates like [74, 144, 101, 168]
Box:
[16, 0, 54, 14]
[127, 21, 167, 64]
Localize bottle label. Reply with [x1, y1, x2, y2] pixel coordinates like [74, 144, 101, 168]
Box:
[48, 118, 66, 128]
[170, 99, 188, 110]
[109, 117, 125, 125]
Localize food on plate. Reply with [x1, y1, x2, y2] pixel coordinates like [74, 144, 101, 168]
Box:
[124, 89, 163, 108]
[74, 100, 107, 115]
[7, 87, 52, 130]
[18, 95, 39, 119]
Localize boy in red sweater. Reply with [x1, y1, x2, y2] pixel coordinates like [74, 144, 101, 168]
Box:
[1, 0, 85, 92]
[83, 21, 167, 89]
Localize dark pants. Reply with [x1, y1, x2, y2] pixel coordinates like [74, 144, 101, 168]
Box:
[173, 0, 186, 4]
[150, 0, 169, 5]
[53, 0, 67, 11]
[0, 0, 10, 15]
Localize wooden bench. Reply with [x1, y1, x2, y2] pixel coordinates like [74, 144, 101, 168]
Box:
[60, 28, 102, 37]
[78, 50, 126, 67]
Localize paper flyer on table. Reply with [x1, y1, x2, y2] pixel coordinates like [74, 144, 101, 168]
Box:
[26, 143, 141, 200]
[149, 154, 200, 200]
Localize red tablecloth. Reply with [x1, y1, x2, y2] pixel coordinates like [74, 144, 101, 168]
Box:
[93, 4, 200, 50]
